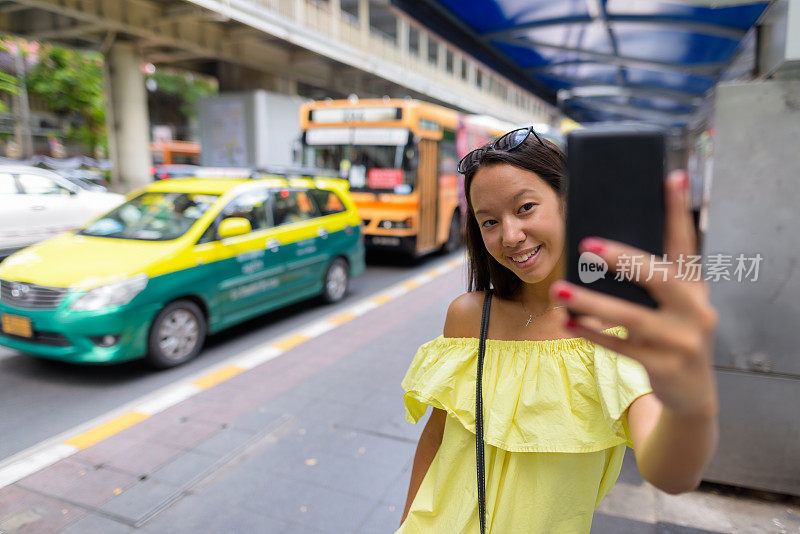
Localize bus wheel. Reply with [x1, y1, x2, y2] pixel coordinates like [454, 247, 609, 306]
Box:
[441, 214, 462, 254]
[146, 300, 207, 369]
[322, 257, 349, 303]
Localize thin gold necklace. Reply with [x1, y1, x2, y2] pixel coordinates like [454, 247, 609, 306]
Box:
[520, 294, 565, 327]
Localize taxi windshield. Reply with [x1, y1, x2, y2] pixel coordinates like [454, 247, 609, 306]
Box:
[79, 192, 218, 241]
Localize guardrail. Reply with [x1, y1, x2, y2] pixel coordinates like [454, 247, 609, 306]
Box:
[239, 0, 545, 123]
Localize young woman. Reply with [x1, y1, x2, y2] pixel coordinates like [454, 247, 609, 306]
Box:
[397, 128, 719, 533]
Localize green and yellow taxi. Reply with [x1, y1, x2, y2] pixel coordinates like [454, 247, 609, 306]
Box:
[0, 175, 365, 368]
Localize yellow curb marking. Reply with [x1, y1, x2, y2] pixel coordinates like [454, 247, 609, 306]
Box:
[192, 365, 246, 390]
[371, 294, 394, 306]
[402, 280, 421, 290]
[271, 334, 311, 352]
[328, 312, 357, 325]
[65, 411, 150, 450]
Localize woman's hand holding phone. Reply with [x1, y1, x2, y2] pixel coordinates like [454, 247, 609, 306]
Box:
[551, 170, 719, 419]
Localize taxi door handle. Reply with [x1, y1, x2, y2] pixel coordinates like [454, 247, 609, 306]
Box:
[317, 228, 328, 239]
[30, 205, 45, 211]
[266, 239, 280, 252]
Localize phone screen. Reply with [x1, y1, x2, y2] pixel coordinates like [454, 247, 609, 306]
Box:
[565, 125, 666, 312]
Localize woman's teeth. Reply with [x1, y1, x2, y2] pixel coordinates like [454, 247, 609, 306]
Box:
[511, 244, 542, 263]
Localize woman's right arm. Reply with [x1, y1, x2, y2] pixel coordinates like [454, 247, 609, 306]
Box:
[400, 407, 446, 524]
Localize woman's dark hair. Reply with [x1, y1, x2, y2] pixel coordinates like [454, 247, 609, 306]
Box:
[463, 135, 567, 299]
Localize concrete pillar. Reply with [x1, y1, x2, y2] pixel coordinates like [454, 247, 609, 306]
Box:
[215, 62, 299, 97]
[11, 46, 33, 159]
[701, 79, 800, 495]
[359, 0, 369, 46]
[104, 41, 152, 190]
[437, 41, 446, 72]
[789, 0, 800, 62]
[216, 63, 278, 92]
[283, 77, 299, 96]
[757, 0, 800, 76]
[216, 62, 240, 92]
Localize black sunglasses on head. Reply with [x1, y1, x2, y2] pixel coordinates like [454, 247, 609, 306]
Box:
[456, 126, 549, 175]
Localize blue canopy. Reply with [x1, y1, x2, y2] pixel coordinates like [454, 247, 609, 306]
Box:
[391, 0, 769, 127]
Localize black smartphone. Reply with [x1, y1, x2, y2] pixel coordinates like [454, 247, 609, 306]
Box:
[565, 124, 666, 314]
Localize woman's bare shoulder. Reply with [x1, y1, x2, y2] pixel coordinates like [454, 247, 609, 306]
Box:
[443, 291, 488, 338]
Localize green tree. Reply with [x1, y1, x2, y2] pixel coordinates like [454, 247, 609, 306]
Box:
[147, 68, 217, 119]
[25, 44, 106, 153]
[0, 40, 20, 113]
[23, 44, 217, 154]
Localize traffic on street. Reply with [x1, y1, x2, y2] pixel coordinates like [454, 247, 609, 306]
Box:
[1, 0, 798, 533]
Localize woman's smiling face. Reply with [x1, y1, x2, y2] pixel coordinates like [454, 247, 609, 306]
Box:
[470, 162, 566, 284]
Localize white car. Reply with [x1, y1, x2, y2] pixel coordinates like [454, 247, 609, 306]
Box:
[0, 166, 124, 258]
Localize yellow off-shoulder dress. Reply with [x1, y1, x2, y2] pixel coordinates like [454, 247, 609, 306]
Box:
[396, 326, 652, 534]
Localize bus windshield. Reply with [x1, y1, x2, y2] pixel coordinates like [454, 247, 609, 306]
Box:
[302, 144, 416, 193]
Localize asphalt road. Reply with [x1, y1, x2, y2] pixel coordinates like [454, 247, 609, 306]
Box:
[0, 248, 465, 461]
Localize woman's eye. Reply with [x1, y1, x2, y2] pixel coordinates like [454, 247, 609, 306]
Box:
[519, 202, 536, 213]
[481, 219, 496, 228]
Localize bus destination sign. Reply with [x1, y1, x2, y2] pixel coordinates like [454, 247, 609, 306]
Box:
[311, 106, 401, 124]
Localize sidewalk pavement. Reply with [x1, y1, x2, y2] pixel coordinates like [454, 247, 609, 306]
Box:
[1, 264, 798, 534]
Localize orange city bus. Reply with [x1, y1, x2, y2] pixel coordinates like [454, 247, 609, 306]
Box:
[150, 141, 201, 165]
[298, 99, 511, 256]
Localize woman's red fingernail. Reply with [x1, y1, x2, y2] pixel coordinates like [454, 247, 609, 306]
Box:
[582, 237, 605, 254]
[681, 173, 689, 190]
[556, 287, 573, 300]
[565, 318, 578, 330]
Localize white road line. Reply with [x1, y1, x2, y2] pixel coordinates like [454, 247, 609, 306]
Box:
[234, 346, 284, 370]
[413, 273, 433, 284]
[298, 320, 337, 338]
[0, 443, 77, 488]
[384, 285, 410, 299]
[430, 264, 453, 276]
[0, 255, 465, 489]
[347, 299, 379, 316]
[134, 383, 202, 416]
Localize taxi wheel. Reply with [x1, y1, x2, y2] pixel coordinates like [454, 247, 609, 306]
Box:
[441, 213, 462, 254]
[147, 300, 207, 369]
[322, 257, 349, 304]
